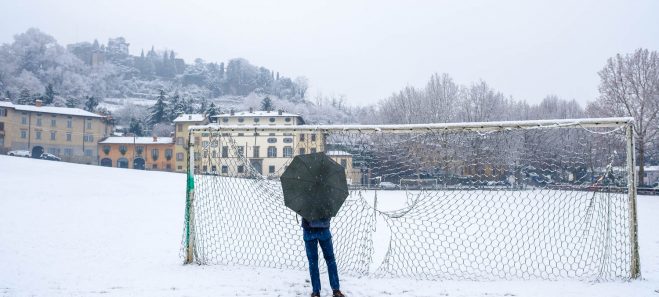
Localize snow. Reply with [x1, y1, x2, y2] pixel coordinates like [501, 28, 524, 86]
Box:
[0, 101, 104, 118]
[326, 150, 352, 156]
[98, 136, 174, 144]
[213, 110, 301, 118]
[0, 155, 658, 296]
[173, 114, 206, 123]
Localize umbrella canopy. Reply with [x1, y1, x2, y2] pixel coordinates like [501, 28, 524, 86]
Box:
[280, 152, 349, 221]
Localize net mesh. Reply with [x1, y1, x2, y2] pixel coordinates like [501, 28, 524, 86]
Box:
[181, 120, 638, 281]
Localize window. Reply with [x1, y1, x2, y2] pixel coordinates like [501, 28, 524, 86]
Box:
[221, 165, 228, 173]
[283, 146, 293, 157]
[283, 138, 293, 143]
[119, 145, 127, 155]
[311, 134, 316, 142]
[177, 137, 183, 145]
[267, 137, 277, 143]
[202, 141, 209, 148]
[103, 145, 111, 155]
[267, 146, 277, 157]
[222, 118, 228, 123]
[238, 117, 244, 123]
[48, 148, 60, 155]
[177, 124, 182, 132]
[299, 148, 305, 155]
[269, 165, 275, 174]
[0, 122, 3, 131]
[135, 146, 144, 155]
[151, 149, 159, 160]
[165, 149, 173, 160]
[299, 134, 305, 141]
[202, 165, 208, 172]
[86, 119, 92, 129]
[85, 149, 93, 156]
[285, 117, 291, 122]
[194, 152, 200, 161]
[51, 119, 56, 127]
[253, 146, 260, 158]
[152, 164, 158, 169]
[254, 118, 260, 123]
[21, 130, 27, 139]
[212, 150, 217, 158]
[237, 165, 244, 173]
[269, 117, 275, 123]
[341, 159, 347, 168]
[36, 118, 42, 126]
[64, 148, 73, 156]
[178, 166, 183, 170]
[237, 146, 244, 157]
[177, 152, 184, 161]
[84, 134, 94, 143]
[222, 146, 228, 157]
[66, 133, 72, 142]
[67, 119, 72, 128]
[50, 131, 56, 140]
[203, 150, 208, 158]
[0, 108, 6, 116]
[21, 116, 27, 125]
[36, 131, 42, 140]
[237, 133, 244, 136]
[311, 148, 317, 154]
[211, 165, 217, 172]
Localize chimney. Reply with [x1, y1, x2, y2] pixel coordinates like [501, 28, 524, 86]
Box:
[230, 108, 235, 116]
[35, 99, 43, 107]
[153, 136, 158, 142]
[249, 107, 253, 113]
[188, 115, 192, 120]
[278, 109, 283, 115]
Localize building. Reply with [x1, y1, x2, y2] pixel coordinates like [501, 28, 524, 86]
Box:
[326, 150, 361, 185]
[0, 100, 110, 164]
[98, 136, 174, 171]
[193, 109, 324, 177]
[173, 114, 209, 172]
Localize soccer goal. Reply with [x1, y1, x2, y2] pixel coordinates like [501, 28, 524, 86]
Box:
[182, 117, 640, 281]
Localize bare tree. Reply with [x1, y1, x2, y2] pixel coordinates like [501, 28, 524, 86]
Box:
[590, 48, 659, 185]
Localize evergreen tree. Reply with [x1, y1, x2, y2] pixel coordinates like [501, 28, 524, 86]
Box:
[206, 102, 219, 118]
[65, 97, 79, 108]
[148, 90, 168, 125]
[17, 89, 32, 105]
[84, 96, 99, 112]
[128, 117, 144, 136]
[261, 96, 274, 111]
[198, 98, 208, 114]
[167, 92, 186, 121]
[44, 83, 55, 105]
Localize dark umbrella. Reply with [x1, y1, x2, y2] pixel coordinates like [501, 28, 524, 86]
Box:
[280, 152, 350, 221]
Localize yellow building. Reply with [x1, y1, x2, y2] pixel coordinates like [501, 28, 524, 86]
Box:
[0, 100, 110, 164]
[98, 136, 175, 171]
[326, 150, 361, 185]
[173, 114, 209, 172]
[192, 109, 325, 177]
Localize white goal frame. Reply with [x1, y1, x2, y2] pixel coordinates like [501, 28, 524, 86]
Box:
[183, 117, 640, 279]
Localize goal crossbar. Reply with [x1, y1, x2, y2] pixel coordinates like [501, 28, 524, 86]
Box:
[189, 117, 634, 133]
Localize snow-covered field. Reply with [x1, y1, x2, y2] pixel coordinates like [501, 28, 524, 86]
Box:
[1, 155, 658, 297]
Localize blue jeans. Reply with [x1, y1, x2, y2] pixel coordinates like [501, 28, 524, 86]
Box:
[303, 228, 340, 294]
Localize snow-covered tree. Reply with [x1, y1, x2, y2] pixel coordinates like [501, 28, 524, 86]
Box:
[84, 96, 99, 112]
[261, 96, 274, 111]
[148, 89, 168, 125]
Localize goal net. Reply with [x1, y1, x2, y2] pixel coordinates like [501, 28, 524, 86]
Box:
[182, 117, 640, 281]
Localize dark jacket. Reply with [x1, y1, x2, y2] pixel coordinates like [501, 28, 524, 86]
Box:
[301, 217, 331, 231]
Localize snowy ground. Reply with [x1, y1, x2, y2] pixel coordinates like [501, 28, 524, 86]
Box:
[0, 155, 658, 297]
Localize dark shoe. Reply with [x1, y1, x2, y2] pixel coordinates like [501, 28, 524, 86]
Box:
[333, 290, 345, 297]
[311, 293, 320, 297]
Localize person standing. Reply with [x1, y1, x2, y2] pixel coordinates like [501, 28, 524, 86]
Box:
[301, 217, 345, 297]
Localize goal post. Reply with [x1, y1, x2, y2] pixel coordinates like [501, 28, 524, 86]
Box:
[182, 117, 640, 280]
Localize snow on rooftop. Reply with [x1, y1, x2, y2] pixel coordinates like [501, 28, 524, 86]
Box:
[173, 114, 206, 122]
[326, 150, 352, 156]
[0, 101, 104, 118]
[99, 136, 173, 144]
[213, 110, 300, 118]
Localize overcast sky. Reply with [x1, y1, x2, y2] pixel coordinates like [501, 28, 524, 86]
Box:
[1, 0, 658, 106]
